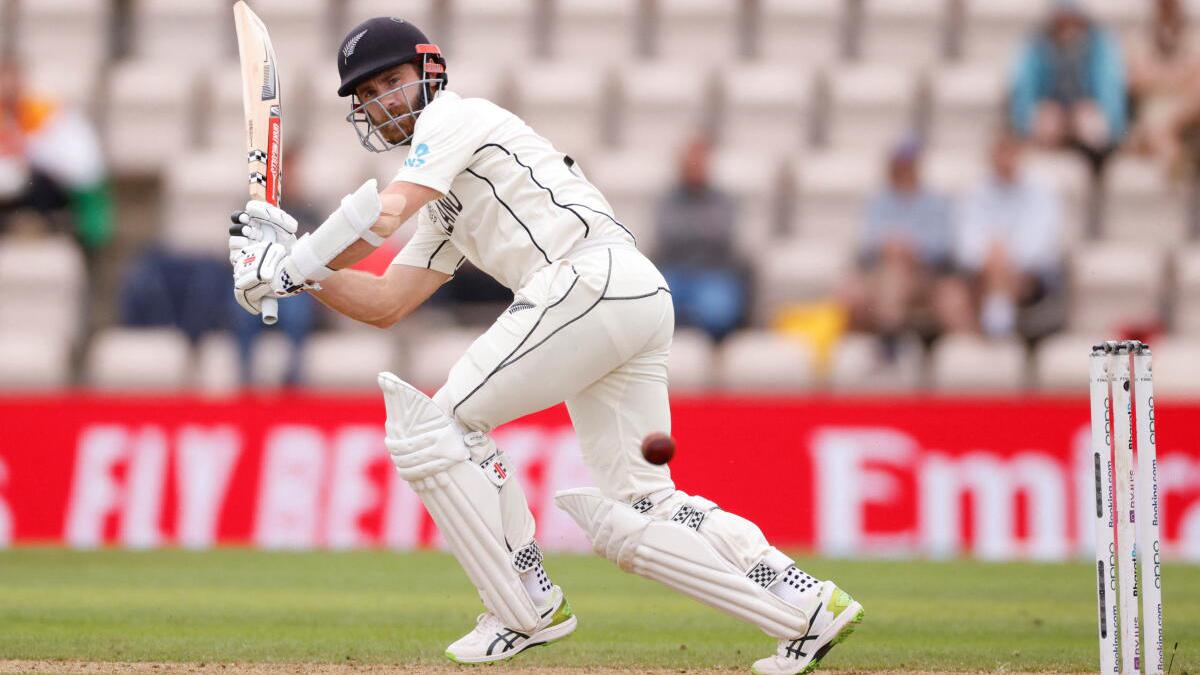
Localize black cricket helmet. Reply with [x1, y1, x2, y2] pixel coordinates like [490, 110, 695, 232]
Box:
[337, 17, 447, 152]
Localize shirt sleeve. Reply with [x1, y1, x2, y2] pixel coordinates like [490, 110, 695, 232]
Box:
[391, 210, 464, 276]
[392, 95, 498, 194]
[955, 189, 990, 272]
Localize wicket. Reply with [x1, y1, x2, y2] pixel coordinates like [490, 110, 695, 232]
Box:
[1089, 340, 1164, 675]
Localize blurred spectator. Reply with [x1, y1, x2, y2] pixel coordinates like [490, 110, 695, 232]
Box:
[0, 57, 110, 250]
[954, 133, 1065, 340]
[843, 139, 961, 350]
[1009, 0, 1126, 176]
[1129, 0, 1200, 177]
[653, 136, 748, 342]
[119, 247, 230, 341]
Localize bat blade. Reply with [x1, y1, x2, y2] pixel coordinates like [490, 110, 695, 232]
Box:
[233, 1, 281, 324]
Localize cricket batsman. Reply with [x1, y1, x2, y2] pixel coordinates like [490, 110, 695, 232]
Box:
[228, 16, 863, 674]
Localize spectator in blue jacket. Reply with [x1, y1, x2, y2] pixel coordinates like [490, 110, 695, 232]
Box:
[1009, 0, 1126, 176]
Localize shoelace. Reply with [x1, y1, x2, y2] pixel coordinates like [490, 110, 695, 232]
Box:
[472, 612, 506, 637]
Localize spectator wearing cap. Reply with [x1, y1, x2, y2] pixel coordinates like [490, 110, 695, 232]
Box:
[1010, 0, 1127, 177]
[652, 136, 749, 343]
[843, 139, 964, 351]
[954, 132, 1066, 340]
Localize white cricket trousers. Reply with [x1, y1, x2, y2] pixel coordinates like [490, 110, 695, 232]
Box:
[434, 244, 676, 509]
[432, 243, 779, 595]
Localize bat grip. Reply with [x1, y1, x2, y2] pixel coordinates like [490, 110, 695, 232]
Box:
[259, 225, 279, 325]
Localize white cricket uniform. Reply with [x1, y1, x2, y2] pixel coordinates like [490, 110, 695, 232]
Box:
[385, 92, 817, 647]
[390, 90, 676, 514]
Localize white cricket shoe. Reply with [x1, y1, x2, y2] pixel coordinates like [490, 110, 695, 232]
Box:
[444, 585, 577, 664]
[751, 582, 864, 675]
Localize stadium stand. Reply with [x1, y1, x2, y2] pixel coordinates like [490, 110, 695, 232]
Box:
[2, 0, 1198, 395]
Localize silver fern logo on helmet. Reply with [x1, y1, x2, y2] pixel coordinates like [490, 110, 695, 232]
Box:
[342, 29, 368, 63]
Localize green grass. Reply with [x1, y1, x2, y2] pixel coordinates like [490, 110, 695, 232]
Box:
[0, 548, 1195, 672]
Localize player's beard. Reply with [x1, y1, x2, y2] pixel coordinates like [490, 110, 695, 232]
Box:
[368, 88, 421, 145]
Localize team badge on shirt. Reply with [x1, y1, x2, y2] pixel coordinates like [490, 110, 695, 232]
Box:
[404, 143, 431, 168]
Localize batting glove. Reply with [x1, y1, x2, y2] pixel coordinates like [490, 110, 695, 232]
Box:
[231, 240, 316, 316]
[228, 200, 299, 265]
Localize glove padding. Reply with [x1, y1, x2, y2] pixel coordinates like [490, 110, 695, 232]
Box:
[231, 241, 316, 316]
[228, 200, 299, 265]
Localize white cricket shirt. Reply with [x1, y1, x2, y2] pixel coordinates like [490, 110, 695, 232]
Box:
[391, 90, 635, 291]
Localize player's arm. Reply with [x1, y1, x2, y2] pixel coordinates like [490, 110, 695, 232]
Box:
[311, 263, 449, 329]
[325, 180, 442, 271]
[287, 179, 441, 282]
[230, 179, 441, 316]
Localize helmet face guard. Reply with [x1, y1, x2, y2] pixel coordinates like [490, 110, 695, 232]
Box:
[345, 44, 445, 153]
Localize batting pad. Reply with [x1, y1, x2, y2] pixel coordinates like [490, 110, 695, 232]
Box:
[556, 488, 809, 638]
[379, 373, 540, 632]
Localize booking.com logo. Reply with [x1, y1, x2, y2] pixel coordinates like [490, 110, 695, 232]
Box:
[404, 143, 430, 168]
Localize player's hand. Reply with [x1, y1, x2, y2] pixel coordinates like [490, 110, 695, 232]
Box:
[228, 201, 299, 265]
[231, 241, 315, 315]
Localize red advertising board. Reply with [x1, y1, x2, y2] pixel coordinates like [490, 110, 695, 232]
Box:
[1, 394, 1198, 560]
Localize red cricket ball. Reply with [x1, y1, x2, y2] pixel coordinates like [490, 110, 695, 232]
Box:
[641, 432, 676, 465]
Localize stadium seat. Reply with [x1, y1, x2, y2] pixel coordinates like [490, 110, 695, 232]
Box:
[1024, 150, 1091, 246]
[717, 330, 816, 391]
[514, 63, 607, 158]
[719, 64, 815, 157]
[303, 331, 398, 390]
[826, 63, 918, 151]
[1101, 155, 1187, 244]
[250, 332, 296, 389]
[792, 150, 879, 245]
[163, 151, 245, 255]
[348, 0, 437, 32]
[444, 0, 538, 62]
[581, 150, 675, 256]
[1032, 332, 1098, 391]
[0, 234, 87, 343]
[23, 62, 102, 112]
[0, 333, 72, 390]
[709, 148, 785, 255]
[615, 62, 713, 154]
[247, 0, 332, 71]
[667, 328, 716, 392]
[105, 61, 198, 176]
[1081, 0, 1148, 49]
[405, 328, 484, 392]
[930, 335, 1027, 392]
[195, 333, 240, 395]
[1069, 243, 1165, 334]
[549, 0, 640, 64]
[757, 0, 844, 64]
[129, 0, 226, 62]
[828, 332, 923, 393]
[194, 331, 298, 392]
[1172, 245, 1200, 335]
[16, 0, 111, 66]
[927, 64, 1006, 152]
[858, 0, 948, 66]
[756, 238, 852, 320]
[1147, 336, 1200, 399]
[959, 0, 1043, 65]
[924, 150, 987, 197]
[85, 328, 192, 391]
[655, 0, 741, 63]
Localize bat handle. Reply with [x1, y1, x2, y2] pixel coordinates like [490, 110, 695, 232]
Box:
[261, 298, 279, 325]
[259, 224, 279, 325]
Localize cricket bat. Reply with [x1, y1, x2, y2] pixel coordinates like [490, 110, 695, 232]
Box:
[233, 1, 282, 325]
